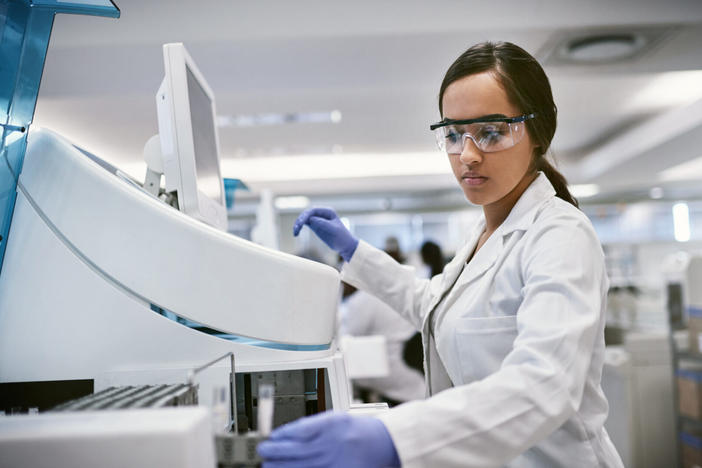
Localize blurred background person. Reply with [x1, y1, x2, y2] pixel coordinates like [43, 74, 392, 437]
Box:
[338, 237, 425, 407]
[420, 240, 447, 278]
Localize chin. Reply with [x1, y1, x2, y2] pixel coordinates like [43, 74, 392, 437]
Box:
[463, 190, 489, 206]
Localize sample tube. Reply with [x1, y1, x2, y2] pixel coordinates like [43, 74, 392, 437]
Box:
[257, 384, 274, 437]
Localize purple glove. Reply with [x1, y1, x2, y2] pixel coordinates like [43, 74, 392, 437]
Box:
[257, 412, 400, 468]
[293, 207, 359, 262]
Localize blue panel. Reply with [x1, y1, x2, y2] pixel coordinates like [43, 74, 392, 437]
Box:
[681, 431, 702, 450]
[29, 0, 120, 18]
[0, 132, 28, 262]
[0, 0, 120, 273]
[223, 178, 249, 210]
[0, 1, 53, 271]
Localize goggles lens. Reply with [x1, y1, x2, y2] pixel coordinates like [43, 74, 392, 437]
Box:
[433, 117, 530, 154]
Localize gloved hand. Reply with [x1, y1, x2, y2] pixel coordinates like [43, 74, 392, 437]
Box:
[257, 411, 400, 468]
[293, 207, 359, 262]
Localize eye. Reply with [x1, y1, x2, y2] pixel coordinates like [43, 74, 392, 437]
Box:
[445, 129, 460, 144]
[476, 124, 506, 143]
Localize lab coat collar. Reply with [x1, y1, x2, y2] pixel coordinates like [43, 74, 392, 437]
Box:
[438, 173, 556, 290]
[454, 217, 496, 287]
[497, 171, 556, 237]
[422, 173, 556, 329]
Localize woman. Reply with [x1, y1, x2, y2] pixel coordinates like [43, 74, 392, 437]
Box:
[258, 41, 623, 468]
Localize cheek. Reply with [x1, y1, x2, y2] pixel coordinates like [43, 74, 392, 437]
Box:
[503, 146, 534, 177]
[448, 156, 462, 176]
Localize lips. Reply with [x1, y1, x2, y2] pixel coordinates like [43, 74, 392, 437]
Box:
[461, 173, 488, 186]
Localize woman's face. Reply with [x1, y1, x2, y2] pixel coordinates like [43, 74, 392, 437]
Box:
[441, 72, 536, 207]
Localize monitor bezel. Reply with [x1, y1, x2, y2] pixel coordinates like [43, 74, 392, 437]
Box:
[157, 42, 227, 231]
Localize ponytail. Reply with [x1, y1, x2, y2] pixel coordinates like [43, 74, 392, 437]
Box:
[535, 157, 578, 208]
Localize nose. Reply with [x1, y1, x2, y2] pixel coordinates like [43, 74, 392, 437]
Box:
[459, 134, 483, 165]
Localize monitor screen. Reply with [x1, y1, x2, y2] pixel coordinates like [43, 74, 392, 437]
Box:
[186, 67, 222, 204]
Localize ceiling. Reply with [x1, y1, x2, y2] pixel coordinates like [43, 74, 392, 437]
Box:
[32, 0, 702, 203]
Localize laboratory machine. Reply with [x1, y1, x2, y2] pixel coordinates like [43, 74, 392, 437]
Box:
[0, 37, 361, 466]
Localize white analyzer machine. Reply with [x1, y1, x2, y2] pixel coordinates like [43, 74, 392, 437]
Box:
[0, 43, 369, 467]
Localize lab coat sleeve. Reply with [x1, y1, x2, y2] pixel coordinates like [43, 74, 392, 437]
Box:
[341, 240, 442, 331]
[377, 214, 607, 467]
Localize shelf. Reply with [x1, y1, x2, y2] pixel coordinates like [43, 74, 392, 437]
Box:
[679, 415, 702, 430]
[674, 351, 702, 363]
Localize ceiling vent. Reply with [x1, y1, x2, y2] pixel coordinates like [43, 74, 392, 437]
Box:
[538, 25, 679, 66]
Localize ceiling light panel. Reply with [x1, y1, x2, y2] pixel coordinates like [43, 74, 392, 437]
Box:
[217, 110, 342, 128]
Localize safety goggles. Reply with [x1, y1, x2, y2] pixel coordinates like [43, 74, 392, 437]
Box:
[430, 113, 536, 154]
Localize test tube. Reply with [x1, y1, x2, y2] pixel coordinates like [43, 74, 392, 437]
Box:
[212, 386, 229, 433]
[257, 384, 274, 437]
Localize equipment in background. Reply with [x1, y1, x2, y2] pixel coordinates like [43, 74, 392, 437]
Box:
[627, 332, 677, 468]
[682, 256, 702, 351]
[250, 189, 280, 250]
[601, 333, 678, 468]
[601, 346, 633, 468]
[667, 254, 702, 468]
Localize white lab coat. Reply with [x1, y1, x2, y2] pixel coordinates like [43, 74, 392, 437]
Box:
[340, 289, 426, 402]
[341, 173, 624, 468]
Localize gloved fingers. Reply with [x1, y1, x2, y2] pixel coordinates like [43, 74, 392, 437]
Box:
[307, 216, 338, 237]
[262, 462, 302, 468]
[306, 207, 337, 220]
[257, 440, 323, 460]
[263, 461, 328, 468]
[292, 210, 312, 236]
[268, 411, 339, 441]
[293, 207, 337, 236]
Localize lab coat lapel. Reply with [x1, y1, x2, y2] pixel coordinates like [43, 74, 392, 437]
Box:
[421, 220, 483, 331]
[498, 172, 557, 235]
[419, 221, 488, 395]
[457, 173, 556, 284]
[437, 223, 482, 300]
[456, 231, 501, 286]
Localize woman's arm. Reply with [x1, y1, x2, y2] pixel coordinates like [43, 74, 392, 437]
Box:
[294, 207, 457, 329]
[341, 240, 446, 331]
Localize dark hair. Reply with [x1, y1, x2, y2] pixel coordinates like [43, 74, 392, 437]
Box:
[438, 41, 578, 208]
[420, 240, 445, 277]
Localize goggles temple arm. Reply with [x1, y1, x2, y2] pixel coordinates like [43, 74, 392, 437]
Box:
[429, 113, 536, 131]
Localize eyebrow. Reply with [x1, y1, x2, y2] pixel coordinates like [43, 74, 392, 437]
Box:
[466, 113, 506, 120]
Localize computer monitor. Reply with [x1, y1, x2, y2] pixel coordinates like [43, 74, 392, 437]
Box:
[155, 42, 227, 231]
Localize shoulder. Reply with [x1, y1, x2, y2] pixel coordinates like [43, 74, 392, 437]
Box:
[529, 197, 598, 242]
[521, 197, 605, 270]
